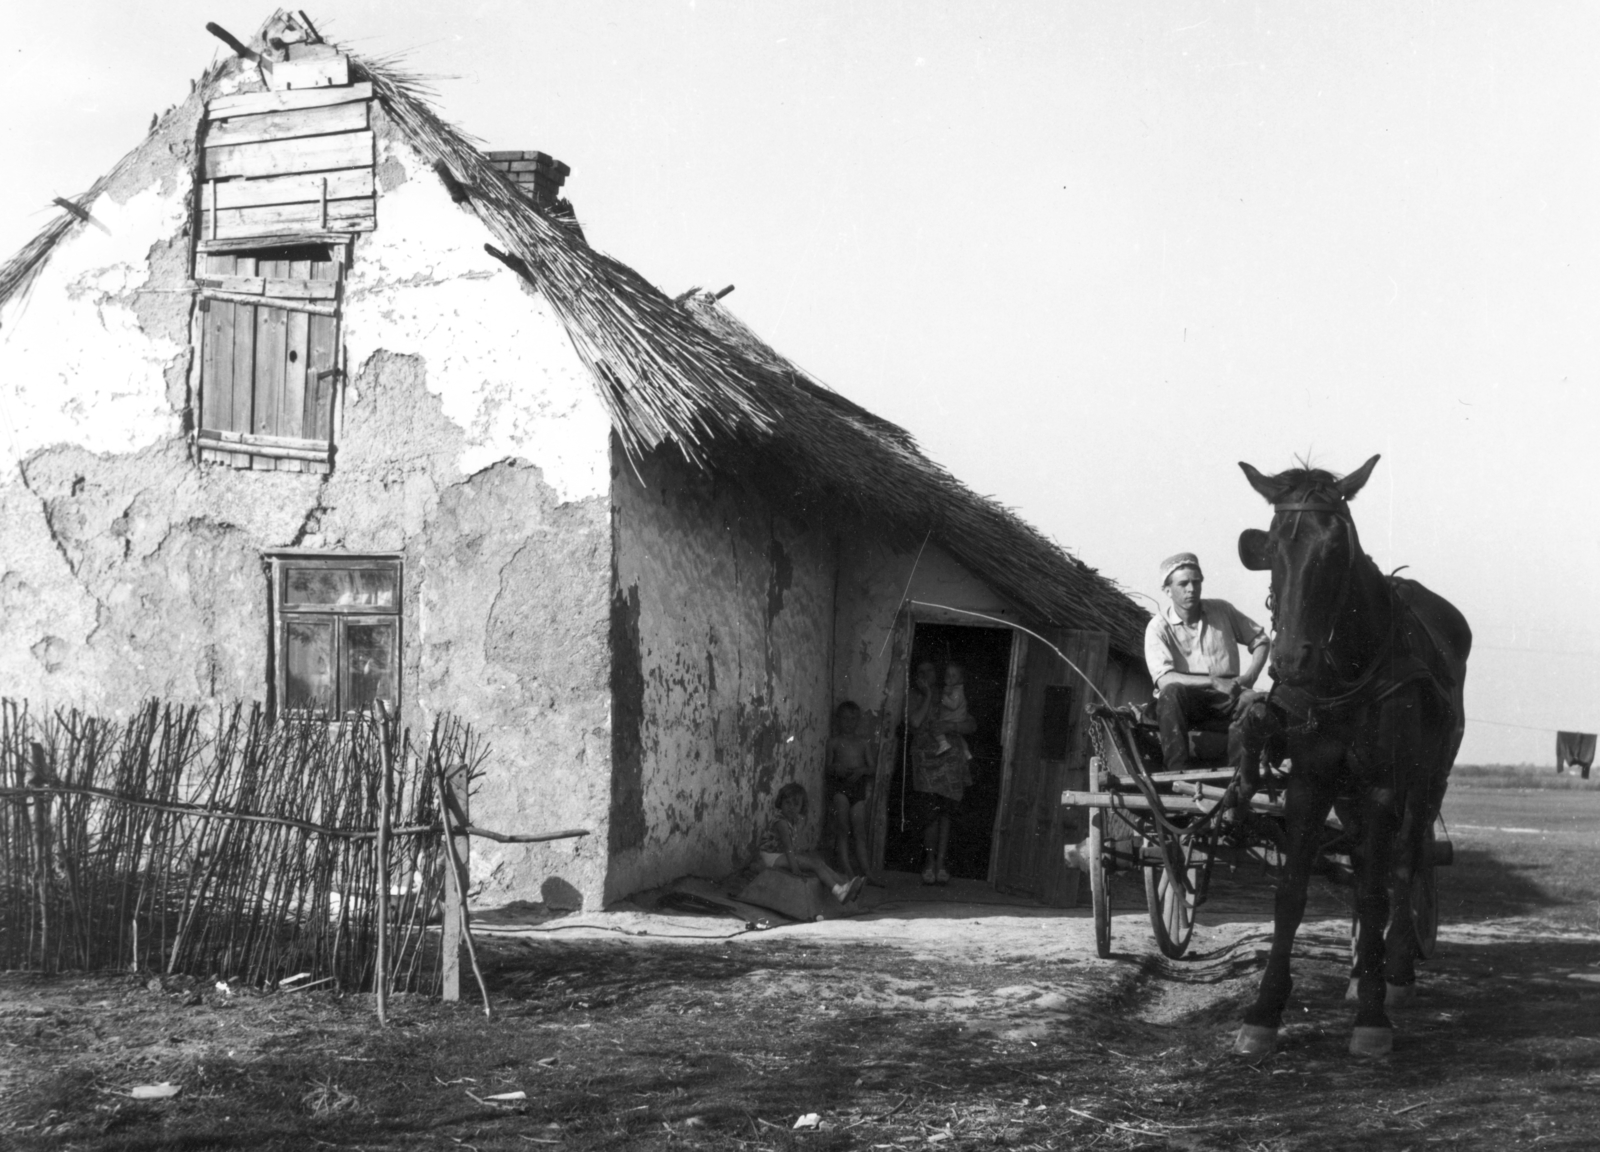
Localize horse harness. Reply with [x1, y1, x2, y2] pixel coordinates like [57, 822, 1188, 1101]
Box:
[1262, 496, 1453, 737]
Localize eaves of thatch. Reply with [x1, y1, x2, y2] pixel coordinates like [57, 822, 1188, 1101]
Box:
[0, 19, 1149, 659]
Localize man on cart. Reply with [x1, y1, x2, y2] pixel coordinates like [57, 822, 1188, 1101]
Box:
[1145, 552, 1270, 773]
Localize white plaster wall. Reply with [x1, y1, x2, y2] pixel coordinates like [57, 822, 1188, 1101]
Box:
[0, 183, 189, 477]
[344, 123, 611, 504]
[833, 535, 1023, 718]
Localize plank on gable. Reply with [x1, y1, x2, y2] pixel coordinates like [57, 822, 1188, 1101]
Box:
[207, 81, 373, 119]
[204, 130, 374, 181]
[205, 100, 368, 148]
[200, 198, 374, 241]
[210, 168, 373, 211]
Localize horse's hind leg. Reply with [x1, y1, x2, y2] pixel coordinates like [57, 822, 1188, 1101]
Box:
[1235, 767, 1336, 1056]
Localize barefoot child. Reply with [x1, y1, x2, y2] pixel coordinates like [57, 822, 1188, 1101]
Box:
[826, 701, 881, 883]
[761, 783, 864, 904]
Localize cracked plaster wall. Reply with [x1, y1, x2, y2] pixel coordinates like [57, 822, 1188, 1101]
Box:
[607, 445, 836, 901]
[0, 79, 615, 908]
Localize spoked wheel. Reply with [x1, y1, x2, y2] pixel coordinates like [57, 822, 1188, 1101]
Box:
[1089, 809, 1111, 958]
[1145, 839, 1200, 959]
[1411, 822, 1441, 960]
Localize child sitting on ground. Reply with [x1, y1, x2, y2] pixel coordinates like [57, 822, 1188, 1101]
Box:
[826, 701, 882, 884]
[760, 783, 865, 904]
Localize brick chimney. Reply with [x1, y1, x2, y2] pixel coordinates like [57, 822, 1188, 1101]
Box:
[484, 151, 571, 209]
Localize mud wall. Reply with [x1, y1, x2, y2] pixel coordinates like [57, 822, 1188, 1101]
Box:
[607, 445, 836, 900]
[0, 66, 616, 907]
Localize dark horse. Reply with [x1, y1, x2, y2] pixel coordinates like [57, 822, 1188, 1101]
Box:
[1232, 455, 1470, 1058]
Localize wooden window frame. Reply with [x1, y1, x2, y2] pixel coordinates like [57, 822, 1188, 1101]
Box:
[269, 552, 403, 719]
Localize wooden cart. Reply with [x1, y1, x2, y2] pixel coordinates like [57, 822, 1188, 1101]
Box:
[1063, 702, 1449, 961]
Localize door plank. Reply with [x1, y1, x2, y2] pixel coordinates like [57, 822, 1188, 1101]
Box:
[281, 308, 310, 439]
[993, 628, 1110, 905]
[253, 304, 288, 437]
[226, 301, 254, 433]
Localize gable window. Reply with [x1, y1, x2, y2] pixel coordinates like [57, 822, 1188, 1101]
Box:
[197, 243, 343, 473]
[270, 553, 401, 717]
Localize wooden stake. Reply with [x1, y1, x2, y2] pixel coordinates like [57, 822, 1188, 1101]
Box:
[436, 754, 491, 1018]
[374, 707, 392, 1026]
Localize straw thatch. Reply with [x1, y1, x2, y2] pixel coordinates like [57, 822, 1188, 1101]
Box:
[0, 15, 1148, 656]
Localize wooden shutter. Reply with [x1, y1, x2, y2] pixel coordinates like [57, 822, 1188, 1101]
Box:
[198, 249, 340, 472]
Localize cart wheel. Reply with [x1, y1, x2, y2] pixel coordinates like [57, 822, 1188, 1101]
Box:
[1145, 843, 1198, 959]
[1411, 825, 1440, 960]
[1089, 810, 1111, 959]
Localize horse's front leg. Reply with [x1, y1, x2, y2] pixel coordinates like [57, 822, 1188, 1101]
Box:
[1350, 779, 1404, 1056]
[1235, 755, 1337, 1055]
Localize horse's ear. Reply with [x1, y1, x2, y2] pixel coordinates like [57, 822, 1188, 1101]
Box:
[1336, 454, 1381, 501]
[1238, 528, 1272, 571]
[1239, 462, 1288, 504]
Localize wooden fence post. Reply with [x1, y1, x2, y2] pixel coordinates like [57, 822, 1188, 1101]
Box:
[441, 760, 469, 1002]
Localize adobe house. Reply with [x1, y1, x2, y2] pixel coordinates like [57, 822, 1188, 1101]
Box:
[0, 11, 1150, 910]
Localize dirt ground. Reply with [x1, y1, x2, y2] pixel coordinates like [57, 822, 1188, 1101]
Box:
[2, 785, 1598, 1152]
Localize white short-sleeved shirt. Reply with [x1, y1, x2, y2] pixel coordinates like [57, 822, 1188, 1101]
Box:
[1144, 599, 1267, 685]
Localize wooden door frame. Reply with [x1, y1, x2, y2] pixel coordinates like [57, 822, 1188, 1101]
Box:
[986, 632, 1029, 884]
[894, 607, 1027, 887]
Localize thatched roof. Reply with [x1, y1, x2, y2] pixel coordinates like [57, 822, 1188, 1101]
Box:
[0, 17, 1149, 658]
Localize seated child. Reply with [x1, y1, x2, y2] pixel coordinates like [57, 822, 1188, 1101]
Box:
[760, 783, 864, 904]
[826, 701, 881, 883]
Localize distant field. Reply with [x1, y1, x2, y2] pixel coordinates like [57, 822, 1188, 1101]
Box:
[1452, 762, 1598, 789]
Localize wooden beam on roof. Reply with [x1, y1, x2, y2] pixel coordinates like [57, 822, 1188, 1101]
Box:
[205, 22, 257, 60]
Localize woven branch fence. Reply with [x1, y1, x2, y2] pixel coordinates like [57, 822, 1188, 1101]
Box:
[0, 699, 486, 995]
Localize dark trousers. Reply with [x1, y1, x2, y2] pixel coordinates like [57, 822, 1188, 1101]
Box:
[1155, 682, 1249, 772]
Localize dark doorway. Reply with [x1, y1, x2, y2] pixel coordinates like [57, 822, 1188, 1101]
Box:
[883, 623, 1014, 880]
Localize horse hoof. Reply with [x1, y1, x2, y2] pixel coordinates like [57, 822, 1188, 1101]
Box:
[1349, 1026, 1393, 1058]
[1345, 977, 1360, 1003]
[1385, 982, 1415, 1009]
[1234, 1024, 1278, 1056]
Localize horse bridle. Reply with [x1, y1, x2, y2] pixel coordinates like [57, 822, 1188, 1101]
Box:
[1269, 495, 1363, 679]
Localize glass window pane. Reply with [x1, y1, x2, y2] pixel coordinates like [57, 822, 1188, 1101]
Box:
[284, 620, 336, 714]
[344, 620, 397, 714]
[284, 566, 397, 608]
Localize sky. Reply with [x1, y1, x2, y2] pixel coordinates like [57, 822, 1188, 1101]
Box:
[3, 2, 1596, 764]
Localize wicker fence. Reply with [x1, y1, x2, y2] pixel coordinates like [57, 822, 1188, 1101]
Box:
[0, 699, 486, 996]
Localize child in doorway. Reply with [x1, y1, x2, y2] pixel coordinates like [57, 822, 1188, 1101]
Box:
[827, 701, 882, 884]
[760, 783, 865, 904]
[935, 664, 972, 765]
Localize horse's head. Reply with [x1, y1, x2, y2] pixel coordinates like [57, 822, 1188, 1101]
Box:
[1236, 455, 1380, 687]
